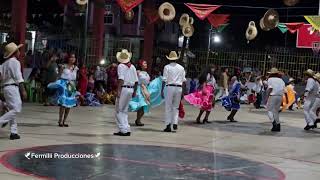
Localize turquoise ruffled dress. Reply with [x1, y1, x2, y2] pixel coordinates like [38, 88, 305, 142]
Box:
[129, 71, 164, 112]
[48, 65, 79, 108]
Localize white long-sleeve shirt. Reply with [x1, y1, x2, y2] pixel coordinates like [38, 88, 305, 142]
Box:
[305, 78, 319, 98]
[267, 77, 285, 96]
[1, 57, 24, 85]
[163, 63, 186, 86]
[118, 64, 138, 86]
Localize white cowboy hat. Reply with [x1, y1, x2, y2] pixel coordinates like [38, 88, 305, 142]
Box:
[76, 0, 88, 5]
[166, 51, 180, 61]
[116, 49, 132, 64]
[304, 69, 315, 76]
[245, 21, 258, 43]
[182, 24, 194, 37]
[3, 42, 23, 59]
[158, 2, 176, 22]
[268, 67, 280, 74]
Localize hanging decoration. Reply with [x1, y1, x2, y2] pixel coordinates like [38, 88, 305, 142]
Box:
[277, 23, 304, 34]
[76, 0, 88, 5]
[278, 23, 288, 33]
[296, 24, 320, 48]
[245, 21, 258, 43]
[216, 24, 229, 33]
[144, 8, 159, 24]
[285, 22, 304, 33]
[207, 14, 230, 28]
[125, 10, 135, 21]
[179, 14, 190, 27]
[283, 0, 300, 6]
[304, 16, 320, 30]
[182, 23, 194, 37]
[116, 0, 144, 13]
[185, 3, 220, 20]
[260, 9, 279, 31]
[158, 2, 176, 22]
[189, 17, 194, 25]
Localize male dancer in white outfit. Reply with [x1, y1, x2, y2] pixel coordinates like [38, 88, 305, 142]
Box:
[114, 49, 138, 136]
[161, 51, 186, 132]
[309, 73, 320, 129]
[266, 68, 285, 132]
[0, 43, 27, 140]
[303, 69, 319, 130]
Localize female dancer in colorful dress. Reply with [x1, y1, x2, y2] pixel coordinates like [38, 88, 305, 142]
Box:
[48, 53, 79, 127]
[222, 76, 243, 122]
[184, 65, 216, 124]
[129, 60, 163, 126]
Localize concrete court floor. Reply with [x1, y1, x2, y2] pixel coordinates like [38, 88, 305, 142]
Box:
[0, 103, 320, 180]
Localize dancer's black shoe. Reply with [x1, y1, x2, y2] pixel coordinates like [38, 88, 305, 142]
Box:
[113, 132, 131, 136]
[304, 125, 313, 131]
[163, 124, 172, 132]
[173, 124, 178, 130]
[10, 133, 20, 140]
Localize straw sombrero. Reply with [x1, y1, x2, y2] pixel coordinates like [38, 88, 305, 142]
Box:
[304, 69, 315, 76]
[116, 49, 132, 64]
[182, 24, 194, 37]
[268, 68, 280, 74]
[245, 21, 258, 43]
[76, 0, 88, 5]
[166, 51, 179, 61]
[262, 9, 279, 30]
[179, 14, 190, 27]
[314, 73, 320, 81]
[283, 0, 299, 6]
[3, 42, 23, 59]
[158, 2, 176, 22]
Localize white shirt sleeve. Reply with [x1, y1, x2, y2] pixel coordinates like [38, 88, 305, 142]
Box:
[132, 66, 138, 83]
[162, 66, 168, 82]
[117, 64, 125, 80]
[10, 60, 24, 83]
[267, 79, 273, 89]
[305, 78, 315, 92]
[183, 69, 187, 82]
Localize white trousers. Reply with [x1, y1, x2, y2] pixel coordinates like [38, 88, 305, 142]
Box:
[309, 98, 320, 125]
[304, 97, 316, 126]
[115, 88, 133, 133]
[267, 96, 282, 124]
[165, 86, 182, 126]
[0, 86, 22, 134]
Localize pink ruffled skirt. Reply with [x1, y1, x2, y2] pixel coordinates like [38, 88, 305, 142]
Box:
[184, 84, 215, 111]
